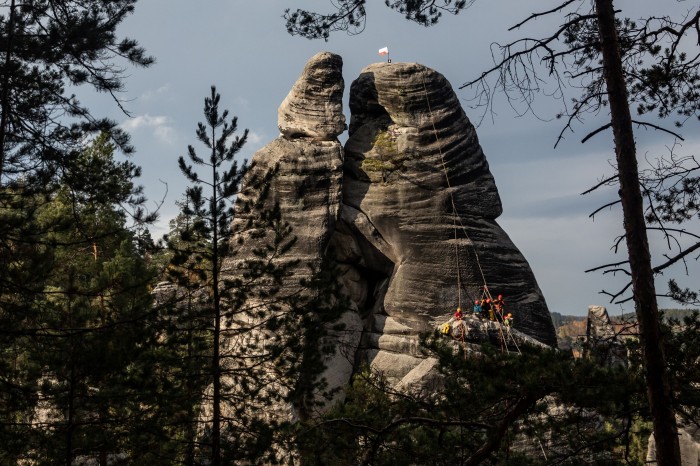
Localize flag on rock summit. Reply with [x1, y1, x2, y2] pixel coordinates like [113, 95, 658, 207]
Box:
[378, 47, 389, 56]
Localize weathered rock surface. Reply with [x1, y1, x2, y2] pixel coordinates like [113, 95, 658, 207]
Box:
[218, 55, 556, 419]
[648, 418, 700, 466]
[583, 305, 627, 367]
[218, 52, 357, 427]
[335, 62, 556, 381]
[278, 52, 345, 141]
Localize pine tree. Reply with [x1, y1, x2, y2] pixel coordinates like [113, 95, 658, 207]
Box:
[0, 0, 153, 456]
[162, 87, 350, 465]
[300, 340, 649, 466]
[0, 135, 160, 464]
[172, 85, 248, 466]
[0, 0, 153, 187]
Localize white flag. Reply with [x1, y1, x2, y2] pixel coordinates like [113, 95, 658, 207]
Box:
[378, 46, 389, 56]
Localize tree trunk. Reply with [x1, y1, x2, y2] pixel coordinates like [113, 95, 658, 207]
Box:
[211, 133, 221, 466]
[0, 0, 17, 180]
[594, 1, 681, 464]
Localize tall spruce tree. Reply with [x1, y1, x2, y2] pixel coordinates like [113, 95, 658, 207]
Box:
[165, 87, 350, 465]
[1, 2, 154, 458]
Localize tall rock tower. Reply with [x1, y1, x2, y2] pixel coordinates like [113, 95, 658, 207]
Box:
[220, 54, 556, 421]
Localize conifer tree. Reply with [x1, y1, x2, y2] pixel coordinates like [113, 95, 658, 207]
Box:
[1, 0, 154, 455]
[165, 87, 349, 465]
[0, 134, 160, 464]
[300, 340, 650, 465]
[174, 85, 248, 466]
[0, 0, 153, 187]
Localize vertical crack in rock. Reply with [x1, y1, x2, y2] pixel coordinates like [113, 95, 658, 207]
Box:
[217, 52, 353, 438]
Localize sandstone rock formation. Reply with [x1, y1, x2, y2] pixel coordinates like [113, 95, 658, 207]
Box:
[218, 52, 351, 424]
[648, 419, 700, 466]
[583, 305, 627, 367]
[221, 54, 556, 412]
[335, 61, 556, 383]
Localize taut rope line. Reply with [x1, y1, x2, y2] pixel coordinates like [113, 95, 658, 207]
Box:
[419, 69, 520, 355]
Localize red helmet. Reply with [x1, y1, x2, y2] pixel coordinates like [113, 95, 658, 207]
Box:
[475, 300, 479, 304]
[498, 294, 503, 300]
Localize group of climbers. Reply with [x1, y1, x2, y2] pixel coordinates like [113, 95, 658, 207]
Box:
[473, 293, 512, 327]
[441, 287, 514, 337]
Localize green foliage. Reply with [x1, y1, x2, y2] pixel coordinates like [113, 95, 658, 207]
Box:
[158, 87, 348, 464]
[284, 0, 470, 40]
[300, 338, 651, 466]
[0, 0, 153, 187]
[0, 135, 160, 464]
[360, 157, 395, 173]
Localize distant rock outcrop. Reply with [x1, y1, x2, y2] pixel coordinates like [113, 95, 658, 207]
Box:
[221, 54, 556, 413]
[582, 305, 627, 367]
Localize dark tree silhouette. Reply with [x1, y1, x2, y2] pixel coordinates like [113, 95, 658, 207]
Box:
[176, 85, 248, 466]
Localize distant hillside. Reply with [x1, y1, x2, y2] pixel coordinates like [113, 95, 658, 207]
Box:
[550, 312, 586, 330]
[551, 309, 699, 352]
[617, 308, 699, 323]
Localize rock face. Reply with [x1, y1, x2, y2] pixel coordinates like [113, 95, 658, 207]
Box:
[648, 420, 700, 466]
[335, 62, 556, 382]
[219, 53, 360, 429]
[583, 305, 627, 367]
[221, 54, 556, 411]
[229, 51, 345, 271]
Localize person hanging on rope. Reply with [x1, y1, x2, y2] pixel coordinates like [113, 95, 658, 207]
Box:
[504, 312, 514, 330]
[493, 294, 505, 320]
[443, 306, 463, 333]
[481, 297, 492, 320]
[473, 299, 481, 316]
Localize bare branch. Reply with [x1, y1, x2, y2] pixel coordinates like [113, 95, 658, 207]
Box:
[585, 260, 629, 273]
[581, 123, 612, 144]
[589, 200, 621, 219]
[632, 120, 684, 141]
[653, 241, 700, 274]
[460, 14, 597, 89]
[508, 0, 580, 31]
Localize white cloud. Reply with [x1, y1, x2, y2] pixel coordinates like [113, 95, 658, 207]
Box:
[139, 84, 171, 101]
[121, 114, 175, 144]
[247, 130, 264, 145]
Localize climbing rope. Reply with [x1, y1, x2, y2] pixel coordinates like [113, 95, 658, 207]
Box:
[419, 73, 489, 295]
[419, 70, 520, 355]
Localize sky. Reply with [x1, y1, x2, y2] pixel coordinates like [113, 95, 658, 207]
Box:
[81, 0, 700, 317]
